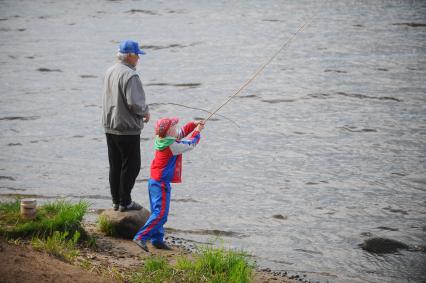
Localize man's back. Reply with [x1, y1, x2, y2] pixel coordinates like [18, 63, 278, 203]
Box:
[102, 62, 145, 135]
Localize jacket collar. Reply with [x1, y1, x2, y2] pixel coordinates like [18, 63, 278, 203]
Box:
[120, 61, 136, 71]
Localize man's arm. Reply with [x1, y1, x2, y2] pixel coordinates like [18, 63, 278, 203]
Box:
[125, 75, 150, 119]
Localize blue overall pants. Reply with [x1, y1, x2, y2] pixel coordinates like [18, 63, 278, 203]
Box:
[133, 179, 171, 245]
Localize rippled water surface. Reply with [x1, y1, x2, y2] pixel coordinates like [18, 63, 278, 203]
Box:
[1, 1, 425, 282]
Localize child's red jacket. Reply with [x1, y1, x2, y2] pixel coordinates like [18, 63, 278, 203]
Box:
[150, 122, 201, 183]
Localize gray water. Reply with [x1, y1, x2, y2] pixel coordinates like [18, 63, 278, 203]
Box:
[1, 0, 425, 282]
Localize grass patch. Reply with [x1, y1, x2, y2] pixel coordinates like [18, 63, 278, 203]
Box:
[97, 214, 117, 236]
[131, 257, 174, 283]
[79, 258, 129, 282]
[32, 230, 80, 262]
[1, 200, 254, 282]
[131, 246, 254, 283]
[0, 199, 89, 239]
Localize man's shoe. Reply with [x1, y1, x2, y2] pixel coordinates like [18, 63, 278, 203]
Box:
[119, 201, 142, 212]
[113, 203, 119, 211]
[152, 241, 172, 250]
[133, 239, 149, 252]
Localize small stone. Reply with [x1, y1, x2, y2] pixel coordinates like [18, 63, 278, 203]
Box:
[272, 214, 288, 220]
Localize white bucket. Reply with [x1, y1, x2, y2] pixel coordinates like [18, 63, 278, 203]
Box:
[20, 199, 37, 220]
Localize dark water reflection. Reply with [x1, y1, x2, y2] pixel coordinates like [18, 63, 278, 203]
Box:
[1, 1, 425, 282]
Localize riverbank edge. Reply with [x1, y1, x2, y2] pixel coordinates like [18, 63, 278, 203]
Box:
[0, 221, 301, 283]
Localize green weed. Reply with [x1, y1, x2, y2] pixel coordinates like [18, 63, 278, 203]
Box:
[131, 256, 176, 283]
[96, 214, 117, 236]
[0, 199, 89, 239]
[131, 246, 254, 283]
[193, 246, 254, 283]
[0, 199, 89, 238]
[84, 234, 98, 249]
[32, 230, 80, 262]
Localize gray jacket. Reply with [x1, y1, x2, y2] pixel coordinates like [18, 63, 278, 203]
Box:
[102, 62, 149, 135]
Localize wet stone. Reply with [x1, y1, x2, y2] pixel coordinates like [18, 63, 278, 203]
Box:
[173, 83, 201, 88]
[37, 68, 62, 72]
[392, 22, 426, 27]
[336, 91, 402, 102]
[125, 9, 157, 15]
[272, 214, 288, 220]
[361, 237, 409, 254]
[0, 116, 39, 121]
[383, 206, 408, 215]
[0, 176, 16, 181]
[376, 226, 399, 231]
[263, 19, 282, 22]
[261, 99, 296, 104]
[324, 69, 347, 73]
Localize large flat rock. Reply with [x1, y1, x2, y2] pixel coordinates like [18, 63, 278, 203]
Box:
[100, 208, 150, 239]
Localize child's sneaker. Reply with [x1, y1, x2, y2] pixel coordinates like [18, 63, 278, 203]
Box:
[133, 239, 149, 252]
[152, 241, 172, 250]
[119, 201, 142, 212]
[113, 203, 119, 211]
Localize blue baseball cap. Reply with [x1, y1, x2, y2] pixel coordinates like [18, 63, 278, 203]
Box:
[119, 40, 146, 55]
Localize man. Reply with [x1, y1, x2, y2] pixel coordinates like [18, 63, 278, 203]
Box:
[102, 40, 150, 212]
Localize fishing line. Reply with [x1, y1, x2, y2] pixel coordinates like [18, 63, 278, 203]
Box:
[204, 21, 310, 122]
[148, 102, 240, 127]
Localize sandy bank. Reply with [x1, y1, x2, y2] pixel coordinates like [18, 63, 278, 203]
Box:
[0, 223, 299, 283]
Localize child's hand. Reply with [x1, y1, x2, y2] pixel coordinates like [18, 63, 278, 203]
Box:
[194, 120, 205, 126]
[195, 120, 205, 132]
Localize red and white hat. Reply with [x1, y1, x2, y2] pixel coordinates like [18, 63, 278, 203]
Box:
[155, 117, 179, 138]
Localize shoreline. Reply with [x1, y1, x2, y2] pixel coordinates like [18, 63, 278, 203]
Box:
[0, 222, 301, 283]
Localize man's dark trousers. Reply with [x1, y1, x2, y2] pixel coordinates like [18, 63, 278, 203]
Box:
[106, 133, 141, 206]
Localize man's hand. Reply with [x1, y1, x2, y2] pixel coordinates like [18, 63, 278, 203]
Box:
[143, 113, 150, 123]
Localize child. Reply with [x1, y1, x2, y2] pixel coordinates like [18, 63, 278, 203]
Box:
[133, 117, 205, 251]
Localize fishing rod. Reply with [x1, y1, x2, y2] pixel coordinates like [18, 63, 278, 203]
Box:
[148, 102, 240, 127]
[204, 21, 310, 122]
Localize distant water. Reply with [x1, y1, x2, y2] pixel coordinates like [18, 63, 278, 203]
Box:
[1, 1, 425, 282]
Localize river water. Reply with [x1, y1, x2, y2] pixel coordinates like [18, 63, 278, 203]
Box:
[1, 0, 425, 282]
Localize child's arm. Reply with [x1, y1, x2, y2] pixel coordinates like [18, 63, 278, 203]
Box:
[169, 131, 201, 155]
[176, 122, 197, 140]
